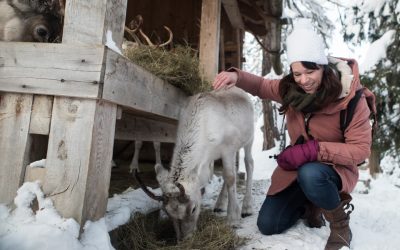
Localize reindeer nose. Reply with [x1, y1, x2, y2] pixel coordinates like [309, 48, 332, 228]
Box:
[35, 26, 49, 42]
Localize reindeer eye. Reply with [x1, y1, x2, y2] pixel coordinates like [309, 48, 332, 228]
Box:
[191, 205, 196, 214]
[34, 25, 50, 42]
[37, 27, 48, 37]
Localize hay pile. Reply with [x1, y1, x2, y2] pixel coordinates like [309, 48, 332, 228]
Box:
[110, 209, 247, 250]
[123, 46, 212, 95]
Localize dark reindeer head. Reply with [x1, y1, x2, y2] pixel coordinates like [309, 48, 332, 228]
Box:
[134, 164, 202, 241]
[22, 13, 61, 42]
[3, 0, 64, 42]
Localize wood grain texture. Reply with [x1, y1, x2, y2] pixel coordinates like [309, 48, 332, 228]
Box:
[199, 0, 221, 82]
[222, 0, 244, 29]
[43, 98, 117, 224]
[0, 93, 33, 204]
[103, 48, 188, 120]
[63, 0, 126, 50]
[115, 113, 177, 143]
[29, 95, 53, 135]
[0, 43, 104, 98]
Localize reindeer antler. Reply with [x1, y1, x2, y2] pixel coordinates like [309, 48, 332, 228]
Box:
[128, 15, 143, 32]
[124, 15, 173, 48]
[138, 25, 173, 48]
[124, 15, 144, 45]
[175, 182, 190, 203]
[134, 169, 165, 202]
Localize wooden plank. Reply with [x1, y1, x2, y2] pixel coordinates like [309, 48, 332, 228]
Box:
[25, 167, 46, 183]
[222, 0, 245, 29]
[63, 0, 127, 50]
[116, 106, 123, 120]
[102, 48, 188, 120]
[115, 113, 177, 143]
[29, 96, 53, 135]
[82, 101, 117, 222]
[42, 0, 124, 225]
[199, 0, 222, 82]
[0, 43, 104, 98]
[219, 28, 226, 71]
[0, 93, 33, 204]
[43, 98, 117, 224]
[104, 0, 127, 50]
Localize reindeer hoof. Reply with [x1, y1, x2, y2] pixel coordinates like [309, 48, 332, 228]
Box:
[213, 208, 225, 213]
[241, 213, 252, 218]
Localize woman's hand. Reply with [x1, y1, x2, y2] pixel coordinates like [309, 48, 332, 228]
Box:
[212, 71, 238, 90]
[277, 139, 319, 171]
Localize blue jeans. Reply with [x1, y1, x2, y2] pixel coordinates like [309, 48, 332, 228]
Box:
[257, 162, 342, 235]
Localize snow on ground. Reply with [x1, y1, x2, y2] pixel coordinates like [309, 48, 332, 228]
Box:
[1, 115, 400, 250]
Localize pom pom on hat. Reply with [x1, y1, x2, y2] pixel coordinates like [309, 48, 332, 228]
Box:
[286, 18, 328, 66]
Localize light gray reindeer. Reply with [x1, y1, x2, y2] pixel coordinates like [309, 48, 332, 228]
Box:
[136, 87, 255, 240]
[0, 0, 62, 42]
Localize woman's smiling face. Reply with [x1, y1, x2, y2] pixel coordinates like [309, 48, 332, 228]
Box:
[291, 62, 324, 94]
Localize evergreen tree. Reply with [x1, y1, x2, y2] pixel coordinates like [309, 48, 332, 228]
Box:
[342, 0, 400, 170]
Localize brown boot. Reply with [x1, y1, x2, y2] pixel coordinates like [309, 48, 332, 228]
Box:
[322, 193, 354, 250]
[302, 201, 325, 228]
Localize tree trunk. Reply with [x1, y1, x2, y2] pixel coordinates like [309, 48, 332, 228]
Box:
[368, 147, 382, 178]
[262, 101, 277, 150]
[258, 0, 283, 151]
[260, 37, 280, 151]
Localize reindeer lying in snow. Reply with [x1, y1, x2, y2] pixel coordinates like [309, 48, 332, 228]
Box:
[136, 87, 255, 240]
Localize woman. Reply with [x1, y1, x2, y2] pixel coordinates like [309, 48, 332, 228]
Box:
[212, 19, 375, 250]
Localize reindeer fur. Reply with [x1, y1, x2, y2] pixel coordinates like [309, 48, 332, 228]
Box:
[155, 87, 255, 240]
[0, 0, 61, 42]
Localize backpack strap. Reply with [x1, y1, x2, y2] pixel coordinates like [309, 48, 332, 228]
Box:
[340, 88, 364, 136]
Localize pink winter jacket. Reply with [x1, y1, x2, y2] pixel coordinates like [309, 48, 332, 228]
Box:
[233, 58, 373, 195]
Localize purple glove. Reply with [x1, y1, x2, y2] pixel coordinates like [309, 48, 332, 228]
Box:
[277, 140, 319, 171]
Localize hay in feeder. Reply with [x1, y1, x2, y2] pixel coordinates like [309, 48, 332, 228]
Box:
[110, 209, 247, 250]
[123, 45, 212, 95]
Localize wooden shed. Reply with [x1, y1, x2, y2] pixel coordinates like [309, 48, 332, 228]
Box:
[0, 0, 282, 228]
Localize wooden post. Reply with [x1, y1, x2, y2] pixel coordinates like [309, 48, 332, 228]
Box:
[219, 28, 225, 71]
[199, 0, 221, 83]
[44, 99, 117, 223]
[41, 0, 126, 225]
[0, 94, 33, 204]
[221, 0, 244, 29]
[29, 96, 53, 135]
[63, 0, 126, 50]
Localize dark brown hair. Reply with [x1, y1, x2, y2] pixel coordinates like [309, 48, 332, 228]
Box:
[278, 61, 342, 114]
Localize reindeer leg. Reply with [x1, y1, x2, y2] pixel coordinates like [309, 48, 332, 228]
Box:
[241, 142, 254, 217]
[153, 141, 161, 166]
[214, 181, 228, 213]
[129, 140, 143, 173]
[222, 154, 241, 226]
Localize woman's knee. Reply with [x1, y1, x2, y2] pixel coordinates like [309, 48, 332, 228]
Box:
[297, 163, 331, 190]
[257, 214, 280, 235]
[297, 162, 342, 207]
[298, 162, 322, 181]
[257, 210, 291, 235]
[257, 186, 307, 235]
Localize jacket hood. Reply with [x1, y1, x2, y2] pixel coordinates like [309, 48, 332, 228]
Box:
[315, 57, 362, 115]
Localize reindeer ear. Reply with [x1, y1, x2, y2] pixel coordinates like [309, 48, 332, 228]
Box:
[155, 163, 168, 184]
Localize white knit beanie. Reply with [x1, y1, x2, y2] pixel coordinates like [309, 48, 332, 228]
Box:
[286, 18, 328, 66]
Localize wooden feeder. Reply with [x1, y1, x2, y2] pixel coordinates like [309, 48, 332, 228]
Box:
[0, 0, 281, 229]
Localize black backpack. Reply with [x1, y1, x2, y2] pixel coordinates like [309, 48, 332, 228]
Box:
[340, 88, 363, 135]
[340, 88, 377, 137]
